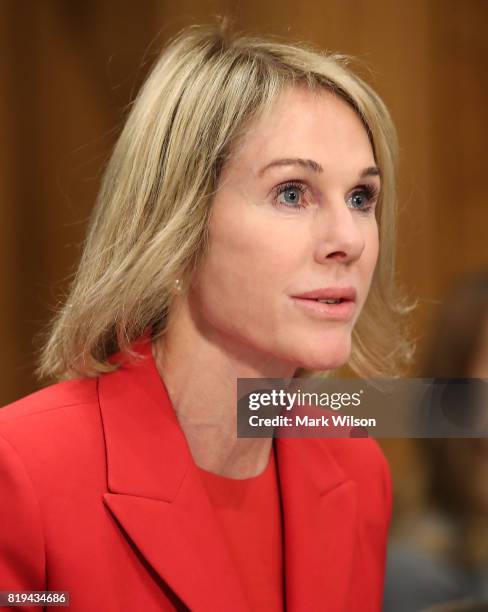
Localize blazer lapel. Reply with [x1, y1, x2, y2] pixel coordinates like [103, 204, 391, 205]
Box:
[275, 437, 358, 612]
[99, 336, 249, 612]
[99, 333, 357, 612]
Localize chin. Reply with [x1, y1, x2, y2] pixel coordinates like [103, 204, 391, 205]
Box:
[298, 350, 351, 371]
[294, 333, 352, 372]
[299, 354, 349, 372]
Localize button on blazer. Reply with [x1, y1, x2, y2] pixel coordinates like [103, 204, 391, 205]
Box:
[0, 335, 392, 611]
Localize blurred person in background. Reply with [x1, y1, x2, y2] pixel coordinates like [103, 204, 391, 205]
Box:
[384, 270, 488, 612]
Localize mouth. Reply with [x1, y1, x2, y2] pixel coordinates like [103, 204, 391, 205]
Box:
[299, 297, 347, 304]
[291, 287, 357, 302]
[290, 287, 357, 320]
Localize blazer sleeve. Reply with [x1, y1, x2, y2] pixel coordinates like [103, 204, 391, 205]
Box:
[378, 443, 394, 607]
[0, 432, 46, 605]
[365, 441, 394, 612]
[381, 446, 393, 528]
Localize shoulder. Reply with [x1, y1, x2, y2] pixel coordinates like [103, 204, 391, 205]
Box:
[0, 377, 98, 426]
[0, 377, 101, 471]
[0, 377, 98, 422]
[322, 437, 393, 520]
[0, 378, 101, 590]
[323, 437, 390, 483]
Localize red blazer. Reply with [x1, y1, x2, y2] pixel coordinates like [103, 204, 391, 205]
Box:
[0, 335, 392, 611]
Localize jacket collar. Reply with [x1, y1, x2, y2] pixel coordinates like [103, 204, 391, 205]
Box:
[99, 333, 357, 611]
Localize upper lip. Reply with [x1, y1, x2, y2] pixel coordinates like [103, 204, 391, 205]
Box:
[291, 287, 357, 301]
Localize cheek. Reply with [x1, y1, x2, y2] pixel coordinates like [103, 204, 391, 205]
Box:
[354, 222, 379, 317]
[363, 222, 379, 273]
[193, 208, 294, 330]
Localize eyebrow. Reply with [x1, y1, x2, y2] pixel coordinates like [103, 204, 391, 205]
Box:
[258, 157, 381, 180]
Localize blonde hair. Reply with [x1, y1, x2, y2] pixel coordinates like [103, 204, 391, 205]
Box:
[37, 19, 414, 381]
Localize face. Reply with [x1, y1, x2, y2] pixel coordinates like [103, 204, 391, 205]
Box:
[187, 86, 380, 374]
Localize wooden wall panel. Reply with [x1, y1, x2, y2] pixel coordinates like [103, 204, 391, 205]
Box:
[1, 1, 486, 410]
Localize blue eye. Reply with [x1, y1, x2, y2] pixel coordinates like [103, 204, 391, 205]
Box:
[351, 192, 366, 208]
[271, 180, 380, 213]
[347, 184, 379, 213]
[273, 181, 308, 210]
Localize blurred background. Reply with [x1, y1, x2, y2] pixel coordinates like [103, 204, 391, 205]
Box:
[1, 1, 487, 610]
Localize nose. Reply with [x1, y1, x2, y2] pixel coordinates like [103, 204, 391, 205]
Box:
[313, 198, 367, 265]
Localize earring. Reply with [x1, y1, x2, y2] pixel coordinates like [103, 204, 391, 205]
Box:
[174, 278, 183, 293]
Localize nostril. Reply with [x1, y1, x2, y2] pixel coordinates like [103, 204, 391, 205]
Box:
[326, 251, 348, 260]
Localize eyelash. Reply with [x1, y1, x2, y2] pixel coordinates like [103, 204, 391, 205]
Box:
[272, 180, 380, 214]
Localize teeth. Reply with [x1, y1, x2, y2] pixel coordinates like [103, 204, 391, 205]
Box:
[317, 298, 342, 304]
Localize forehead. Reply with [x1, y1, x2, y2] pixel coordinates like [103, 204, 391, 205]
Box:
[227, 86, 375, 177]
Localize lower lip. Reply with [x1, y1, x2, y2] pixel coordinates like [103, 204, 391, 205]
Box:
[290, 297, 355, 321]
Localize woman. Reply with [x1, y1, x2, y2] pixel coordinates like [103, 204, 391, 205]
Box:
[0, 21, 411, 612]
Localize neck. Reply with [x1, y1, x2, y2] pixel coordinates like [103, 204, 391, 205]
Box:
[152, 298, 297, 478]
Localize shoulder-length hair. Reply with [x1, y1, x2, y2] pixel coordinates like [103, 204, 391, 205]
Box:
[37, 19, 414, 381]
